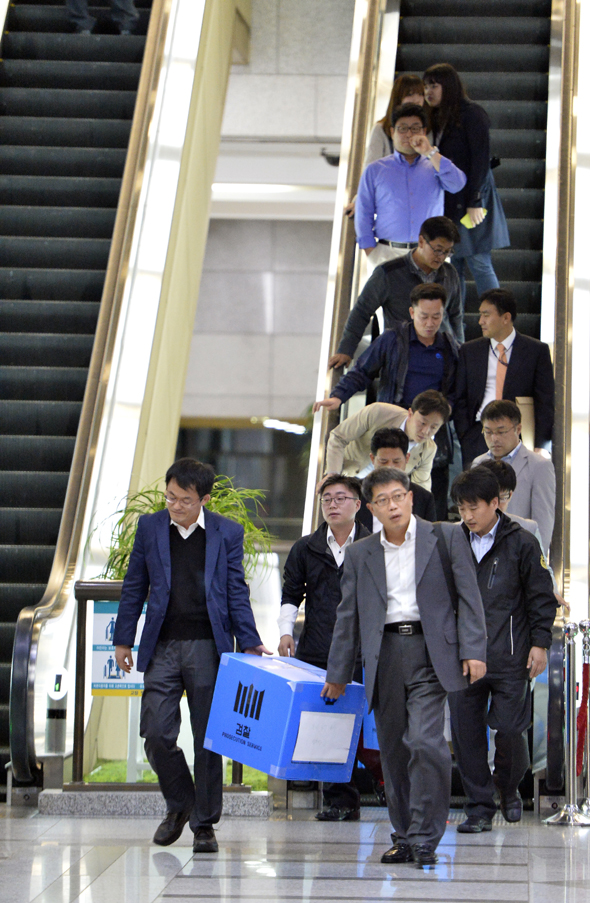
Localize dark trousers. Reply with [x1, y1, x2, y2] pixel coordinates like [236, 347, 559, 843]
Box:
[459, 422, 488, 469]
[140, 638, 223, 831]
[373, 632, 450, 848]
[66, 0, 139, 31]
[448, 675, 531, 819]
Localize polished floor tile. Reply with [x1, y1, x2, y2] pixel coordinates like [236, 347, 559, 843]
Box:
[0, 807, 589, 903]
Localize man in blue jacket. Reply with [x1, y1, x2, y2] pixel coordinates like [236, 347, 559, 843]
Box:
[114, 458, 269, 852]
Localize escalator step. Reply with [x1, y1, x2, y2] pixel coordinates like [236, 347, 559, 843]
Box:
[478, 101, 547, 131]
[460, 72, 548, 102]
[0, 665, 10, 700]
[0, 175, 121, 207]
[0, 400, 82, 435]
[0, 436, 76, 471]
[0, 207, 116, 238]
[0, 333, 94, 367]
[0, 546, 57, 582]
[0, 301, 100, 334]
[3, 33, 146, 64]
[0, 117, 131, 148]
[503, 219, 543, 250]
[0, 146, 126, 178]
[399, 17, 550, 45]
[497, 189, 544, 219]
[0, 237, 110, 270]
[400, 0, 551, 14]
[0, 625, 16, 659]
[0, 511, 62, 546]
[0, 472, 69, 508]
[7, 4, 151, 33]
[0, 367, 88, 400]
[0, 585, 48, 620]
[0, 59, 142, 91]
[465, 281, 540, 312]
[490, 130, 546, 159]
[396, 45, 549, 73]
[0, 268, 104, 300]
[490, 250, 542, 282]
[491, 159, 546, 190]
[0, 704, 8, 744]
[0, 88, 137, 120]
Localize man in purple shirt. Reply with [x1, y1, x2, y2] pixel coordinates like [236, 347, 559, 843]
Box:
[355, 105, 466, 269]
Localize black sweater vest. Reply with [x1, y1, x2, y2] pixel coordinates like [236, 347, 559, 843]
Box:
[159, 524, 214, 642]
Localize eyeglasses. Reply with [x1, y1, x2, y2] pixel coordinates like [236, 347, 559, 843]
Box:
[482, 426, 516, 439]
[395, 125, 425, 135]
[164, 494, 201, 509]
[371, 491, 408, 509]
[425, 238, 454, 258]
[320, 494, 357, 507]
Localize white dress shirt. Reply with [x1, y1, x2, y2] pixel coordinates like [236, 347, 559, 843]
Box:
[381, 514, 421, 623]
[326, 524, 355, 566]
[170, 505, 206, 539]
[476, 327, 516, 421]
[469, 515, 500, 563]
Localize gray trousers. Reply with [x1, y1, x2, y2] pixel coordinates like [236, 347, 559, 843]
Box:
[373, 632, 450, 849]
[140, 638, 223, 831]
[66, 0, 139, 31]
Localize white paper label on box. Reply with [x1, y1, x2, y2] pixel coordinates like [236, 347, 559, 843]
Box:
[292, 712, 356, 763]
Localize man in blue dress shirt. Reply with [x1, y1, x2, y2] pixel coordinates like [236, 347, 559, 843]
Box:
[355, 105, 466, 269]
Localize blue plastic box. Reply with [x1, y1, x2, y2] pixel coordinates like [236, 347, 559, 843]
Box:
[204, 653, 365, 781]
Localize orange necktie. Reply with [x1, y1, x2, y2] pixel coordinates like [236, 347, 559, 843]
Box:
[495, 342, 508, 398]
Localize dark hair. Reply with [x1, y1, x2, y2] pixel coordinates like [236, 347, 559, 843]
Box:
[451, 467, 500, 506]
[165, 457, 215, 496]
[370, 427, 409, 456]
[379, 74, 425, 135]
[410, 282, 447, 309]
[480, 399, 521, 426]
[420, 215, 460, 245]
[477, 459, 517, 493]
[423, 62, 467, 133]
[390, 103, 428, 130]
[411, 389, 452, 422]
[318, 474, 363, 500]
[479, 288, 517, 323]
[362, 466, 410, 502]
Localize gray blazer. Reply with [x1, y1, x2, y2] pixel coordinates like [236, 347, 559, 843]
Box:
[472, 444, 555, 557]
[326, 518, 487, 710]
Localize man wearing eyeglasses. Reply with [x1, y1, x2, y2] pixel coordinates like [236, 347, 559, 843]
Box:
[113, 458, 270, 853]
[278, 475, 370, 822]
[355, 105, 466, 271]
[471, 400, 555, 559]
[330, 217, 464, 371]
[321, 467, 486, 867]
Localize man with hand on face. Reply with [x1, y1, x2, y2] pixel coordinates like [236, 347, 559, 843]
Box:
[330, 216, 463, 371]
[449, 466, 557, 833]
[323, 390, 451, 492]
[113, 458, 270, 853]
[355, 105, 466, 270]
[278, 475, 369, 822]
[321, 467, 487, 867]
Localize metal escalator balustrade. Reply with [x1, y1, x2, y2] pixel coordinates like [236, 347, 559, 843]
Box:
[396, 0, 550, 340]
[0, 0, 156, 793]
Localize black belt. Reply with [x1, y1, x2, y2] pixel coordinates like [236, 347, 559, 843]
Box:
[378, 239, 418, 249]
[384, 621, 423, 635]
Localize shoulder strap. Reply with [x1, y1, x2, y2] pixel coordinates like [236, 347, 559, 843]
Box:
[432, 522, 458, 616]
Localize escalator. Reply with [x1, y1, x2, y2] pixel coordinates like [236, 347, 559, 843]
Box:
[396, 0, 550, 340]
[0, 0, 152, 799]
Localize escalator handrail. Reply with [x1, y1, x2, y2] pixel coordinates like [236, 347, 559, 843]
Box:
[9, 0, 173, 784]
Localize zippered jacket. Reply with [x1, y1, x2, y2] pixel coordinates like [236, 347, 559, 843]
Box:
[461, 512, 556, 679]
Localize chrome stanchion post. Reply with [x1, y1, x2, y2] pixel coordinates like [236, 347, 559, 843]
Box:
[545, 622, 590, 825]
[578, 619, 590, 814]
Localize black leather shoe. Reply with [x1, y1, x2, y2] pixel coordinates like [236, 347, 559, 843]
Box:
[457, 815, 493, 834]
[315, 805, 360, 821]
[381, 834, 413, 863]
[193, 826, 219, 853]
[499, 790, 522, 823]
[153, 809, 191, 846]
[411, 843, 438, 867]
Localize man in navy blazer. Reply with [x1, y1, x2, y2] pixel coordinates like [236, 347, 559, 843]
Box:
[453, 288, 554, 467]
[114, 458, 268, 853]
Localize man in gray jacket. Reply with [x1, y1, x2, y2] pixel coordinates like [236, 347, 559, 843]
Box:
[322, 467, 487, 867]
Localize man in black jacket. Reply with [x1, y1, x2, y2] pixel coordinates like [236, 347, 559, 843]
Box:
[278, 475, 370, 821]
[448, 467, 556, 833]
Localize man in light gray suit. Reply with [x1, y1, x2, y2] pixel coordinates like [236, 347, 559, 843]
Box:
[321, 467, 487, 868]
[471, 400, 555, 557]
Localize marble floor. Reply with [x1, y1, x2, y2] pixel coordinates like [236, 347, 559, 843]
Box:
[1, 806, 589, 903]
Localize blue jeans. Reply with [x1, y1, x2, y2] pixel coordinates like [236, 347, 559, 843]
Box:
[454, 253, 499, 306]
[66, 0, 139, 32]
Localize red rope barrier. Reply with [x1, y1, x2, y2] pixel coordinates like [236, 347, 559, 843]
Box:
[576, 661, 589, 776]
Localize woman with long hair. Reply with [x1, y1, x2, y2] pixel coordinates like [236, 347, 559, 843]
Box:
[423, 63, 509, 303]
[364, 74, 425, 166]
